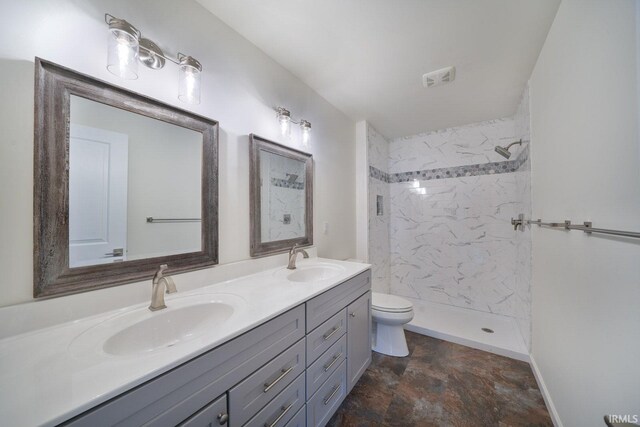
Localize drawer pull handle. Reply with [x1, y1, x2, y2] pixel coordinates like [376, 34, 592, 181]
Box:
[263, 365, 295, 393]
[323, 352, 343, 372]
[323, 384, 341, 405]
[264, 402, 294, 427]
[350, 312, 356, 318]
[323, 325, 341, 341]
[217, 413, 229, 425]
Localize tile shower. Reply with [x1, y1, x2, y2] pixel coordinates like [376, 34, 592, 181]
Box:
[260, 151, 306, 242]
[367, 86, 532, 353]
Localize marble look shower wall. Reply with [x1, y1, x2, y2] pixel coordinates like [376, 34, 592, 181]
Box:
[260, 152, 306, 242]
[387, 112, 532, 328]
[388, 118, 525, 173]
[367, 124, 391, 293]
[388, 170, 522, 315]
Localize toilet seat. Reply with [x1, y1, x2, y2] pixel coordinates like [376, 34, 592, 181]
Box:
[372, 292, 413, 313]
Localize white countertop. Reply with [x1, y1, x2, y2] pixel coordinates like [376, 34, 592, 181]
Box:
[0, 257, 370, 427]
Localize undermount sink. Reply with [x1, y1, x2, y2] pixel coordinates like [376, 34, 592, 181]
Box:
[70, 293, 245, 358]
[286, 263, 345, 283]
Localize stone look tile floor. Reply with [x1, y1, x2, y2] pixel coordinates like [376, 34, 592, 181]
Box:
[328, 331, 552, 427]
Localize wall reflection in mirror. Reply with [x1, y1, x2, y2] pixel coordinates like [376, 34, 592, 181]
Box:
[68, 95, 202, 267]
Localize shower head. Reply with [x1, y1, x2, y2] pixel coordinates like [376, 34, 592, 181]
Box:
[494, 145, 512, 159]
[286, 173, 298, 183]
[494, 139, 523, 159]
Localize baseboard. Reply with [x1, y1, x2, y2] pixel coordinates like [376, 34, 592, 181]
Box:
[530, 354, 563, 427]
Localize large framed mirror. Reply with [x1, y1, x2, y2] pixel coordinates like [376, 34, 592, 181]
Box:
[249, 134, 313, 257]
[34, 58, 218, 298]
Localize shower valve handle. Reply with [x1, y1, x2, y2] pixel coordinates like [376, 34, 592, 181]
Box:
[511, 214, 525, 231]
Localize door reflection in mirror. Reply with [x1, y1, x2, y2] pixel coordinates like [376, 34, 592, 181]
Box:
[69, 95, 203, 268]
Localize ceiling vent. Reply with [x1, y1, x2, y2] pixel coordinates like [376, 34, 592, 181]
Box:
[422, 66, 456, 88]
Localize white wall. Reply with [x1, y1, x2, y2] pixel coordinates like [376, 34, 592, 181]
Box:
[355, 120, 369, 262]
[367, 123, 391, 293]
[0, 0, 356, 308]
[529, 0, 640, 425]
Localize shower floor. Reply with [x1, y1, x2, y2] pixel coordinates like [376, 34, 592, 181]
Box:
[403, 297, 529, 361]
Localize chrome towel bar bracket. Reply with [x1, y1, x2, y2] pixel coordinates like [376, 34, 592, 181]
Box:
[511, 215, 640, 239]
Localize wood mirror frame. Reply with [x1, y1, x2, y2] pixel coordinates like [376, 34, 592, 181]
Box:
[33, 58, 218, 298]
[249, 134, 313, 257]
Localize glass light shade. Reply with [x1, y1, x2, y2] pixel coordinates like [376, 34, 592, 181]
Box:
[178, 64, 201, 105]
[107, 28, 139, 80]
[279, 115, 291, 138]
[300, 121, 311, 147]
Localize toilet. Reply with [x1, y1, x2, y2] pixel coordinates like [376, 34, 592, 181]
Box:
[371, 292, 414, 357]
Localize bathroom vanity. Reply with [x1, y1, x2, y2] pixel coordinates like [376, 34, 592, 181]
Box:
[0, 260, 371, 427]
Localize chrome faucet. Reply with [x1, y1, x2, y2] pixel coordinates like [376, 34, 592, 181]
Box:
[287, 244, 309, 270]
[149, 264, 177, 311]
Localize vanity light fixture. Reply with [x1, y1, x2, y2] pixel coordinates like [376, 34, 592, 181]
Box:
[276, 107, 292, 138]
[178, 54, 202, 105]
[105, 14, 203, 104]
[275, 107, 312, 146]
[300, 120, 312, 147]
[106, 16, 140, 80]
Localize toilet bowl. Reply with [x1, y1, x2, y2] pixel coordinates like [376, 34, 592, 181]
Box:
[371, 292, 414, 357]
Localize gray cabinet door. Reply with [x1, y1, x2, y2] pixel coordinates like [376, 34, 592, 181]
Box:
[306, 309, 346, 366]
[179, 394, 228, 427]
[243, 374, 305, 427]
[306, 334, 347, 398]
[229, 338, 306, 426]
[346, 291, 371, 392]
[306, 270, 371, 332]
[283, 405, 306, 427]
[306, 360, 347, 427]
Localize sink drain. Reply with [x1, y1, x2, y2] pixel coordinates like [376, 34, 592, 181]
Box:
[481, 327, 494, 333]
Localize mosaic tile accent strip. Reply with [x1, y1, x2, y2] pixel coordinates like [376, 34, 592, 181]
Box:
[370, 146, 529, 183]
[369, 165, 391, 183]
[270, 177, 304, 189]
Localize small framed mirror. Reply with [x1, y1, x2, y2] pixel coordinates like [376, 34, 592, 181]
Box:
[249, 134, 313, 257]
[34, 59, 218, 297]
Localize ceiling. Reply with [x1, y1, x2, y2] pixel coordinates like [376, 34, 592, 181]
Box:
[196, 0, 560, 138]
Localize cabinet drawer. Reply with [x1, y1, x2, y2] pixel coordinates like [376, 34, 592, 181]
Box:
[179, 394, 228, 427]
[64, 306, 305, 427]
[244, 373, 305, 427]
[306, 270, 371, 332]
[229, 339, 305, 426]
[306, 360, 347, 427]
[306, 334, 347, 398]
[306, 309, 346, 366]
[283, 405, 306, 427]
